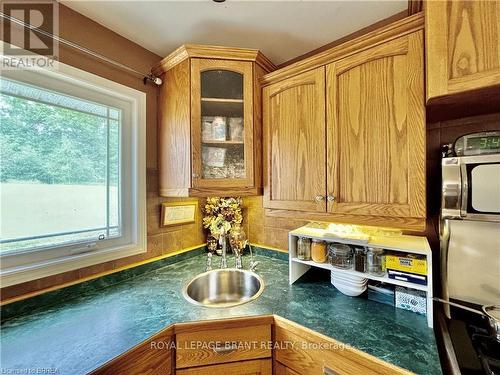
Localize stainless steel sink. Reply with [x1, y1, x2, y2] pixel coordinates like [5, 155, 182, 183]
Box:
[183, 269, 265, 308]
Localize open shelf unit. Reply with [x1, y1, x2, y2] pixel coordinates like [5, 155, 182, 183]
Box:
[288, 225, 433, 328]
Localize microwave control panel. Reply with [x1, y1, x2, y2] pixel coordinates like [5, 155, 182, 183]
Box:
[454, 131, 500, 156]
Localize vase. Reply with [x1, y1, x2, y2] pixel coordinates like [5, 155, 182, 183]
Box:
[229, 223, 247, 254]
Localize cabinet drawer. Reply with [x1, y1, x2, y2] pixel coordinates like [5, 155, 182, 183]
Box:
[176, 359, 272, 375]
[176, 324, 271, 369]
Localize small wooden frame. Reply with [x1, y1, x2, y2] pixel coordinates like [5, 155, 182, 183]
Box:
[160, 201, 197, 227]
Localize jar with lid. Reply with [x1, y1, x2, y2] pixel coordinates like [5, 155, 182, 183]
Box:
[296, 237, 311, 261]
[311, 239, 327, 263]
[367, 247, 385, 276]
[354, 247, 367, 273]
[327, 243, 353, 269]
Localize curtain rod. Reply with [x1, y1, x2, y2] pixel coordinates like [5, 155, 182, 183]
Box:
[0, 12, 162, 86]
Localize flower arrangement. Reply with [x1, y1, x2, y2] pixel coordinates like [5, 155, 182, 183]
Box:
[203, 197, 243, 237]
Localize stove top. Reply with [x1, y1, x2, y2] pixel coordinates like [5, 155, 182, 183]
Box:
[472, 331, 500, 375]
[447, 304, 500, 375]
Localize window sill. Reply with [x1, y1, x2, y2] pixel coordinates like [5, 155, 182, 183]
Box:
[0, 242, 147, 287]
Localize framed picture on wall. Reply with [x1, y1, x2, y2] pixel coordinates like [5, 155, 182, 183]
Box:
[160, 201, 197, 227]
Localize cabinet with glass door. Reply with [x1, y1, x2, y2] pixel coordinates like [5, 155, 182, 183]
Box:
[154, 45, 275, 197]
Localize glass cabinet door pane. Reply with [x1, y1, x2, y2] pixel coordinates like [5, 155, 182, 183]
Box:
[201, 70, 243, 99]
[200, 69, 245, 180]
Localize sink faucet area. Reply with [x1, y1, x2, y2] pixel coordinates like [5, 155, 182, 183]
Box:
[183, 268, 265, 308]
[193, 233, 264, 307]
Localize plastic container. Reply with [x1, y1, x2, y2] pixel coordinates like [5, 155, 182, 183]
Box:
[328, 243, 353, 269]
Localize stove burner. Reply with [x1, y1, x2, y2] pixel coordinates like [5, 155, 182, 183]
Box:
[471, 329, 500, 375]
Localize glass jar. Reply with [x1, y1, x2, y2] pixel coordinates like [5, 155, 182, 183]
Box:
[311, 239, 327, 263]
[297, 237, 311, 261]
[354, 247, 367, 273]
[367, 247, 385, 276]
[327, 243, 353, 269]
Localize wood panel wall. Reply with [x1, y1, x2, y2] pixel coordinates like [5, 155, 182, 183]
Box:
[0, 5, 204, 302]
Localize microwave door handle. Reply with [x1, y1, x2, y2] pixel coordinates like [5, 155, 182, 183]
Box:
[439, 217, 451, 319]
[460, 163, 468, 217]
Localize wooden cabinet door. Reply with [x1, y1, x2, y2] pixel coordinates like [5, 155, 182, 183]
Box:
[191, 59, 255, 189]
[176, 359, 272, 375]
[326, 31, 425, 219]
[426, 0, 500, 100]
[275, 361, 301, 375]
[263, 67, 327, 212]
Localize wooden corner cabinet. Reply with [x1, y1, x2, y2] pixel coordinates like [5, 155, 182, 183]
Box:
[425, 0, 500, 102]
[262, 14, 426, 231]
[153, 45, 275, 197]
[91, 316, 412, 375]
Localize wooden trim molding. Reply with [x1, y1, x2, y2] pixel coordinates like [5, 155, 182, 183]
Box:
[0, 244, 205, 306]
[265, 209, 426, 233]
[277, 10, 408, 68]
[408, 0, 423, 16]
[152, 44, 277, 75]
[261, 12, 424, 86]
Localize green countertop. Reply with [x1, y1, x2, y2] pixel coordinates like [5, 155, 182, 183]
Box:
[0, 248, 442, 374]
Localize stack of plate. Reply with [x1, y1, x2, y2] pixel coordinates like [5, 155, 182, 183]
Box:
[331, 271, 367, 297]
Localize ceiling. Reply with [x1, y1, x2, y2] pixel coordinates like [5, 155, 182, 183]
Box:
[62, 0, 408, 65]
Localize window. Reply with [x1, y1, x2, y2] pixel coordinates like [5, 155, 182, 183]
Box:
[0, 60, 146, 286]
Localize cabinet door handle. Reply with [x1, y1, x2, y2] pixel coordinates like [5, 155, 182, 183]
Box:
[323, 366, 340, 375]
[192, 173, 200, 179]
[327, 195, 336, 202]
[212, 343, 238, 354]
[315, 195, 325, 202]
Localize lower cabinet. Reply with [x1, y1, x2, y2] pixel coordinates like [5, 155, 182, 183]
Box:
[275, 361, 301, 375]
[273, 317, 411, 375]
[90, 316, 412, 375]
[175, 323, 272, 369]
[177, 359, 271, 375]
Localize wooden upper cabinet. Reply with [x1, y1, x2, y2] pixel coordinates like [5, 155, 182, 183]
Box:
[426, 0, 500, 101]
[263, 68, 327, 212]
[154, 45, 276, 197]
[326, 31, 426, 219]
[191, 59, 254, 190]
[262, 15, 426, 231]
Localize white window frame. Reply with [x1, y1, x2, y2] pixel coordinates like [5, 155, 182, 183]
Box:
[0, 51, 147, 287]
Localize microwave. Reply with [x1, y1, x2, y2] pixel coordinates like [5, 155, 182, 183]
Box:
[442, 132, 500, 222]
